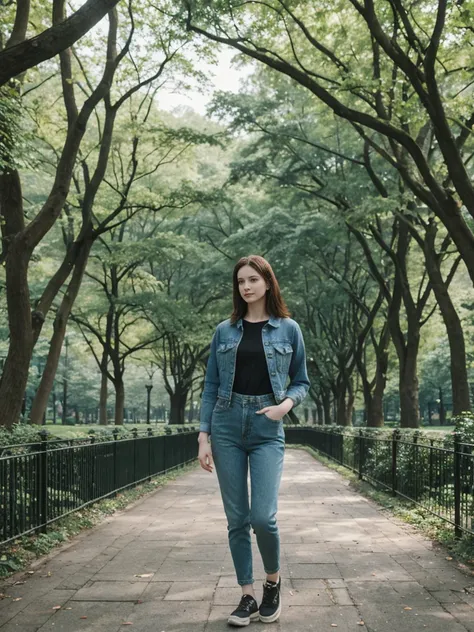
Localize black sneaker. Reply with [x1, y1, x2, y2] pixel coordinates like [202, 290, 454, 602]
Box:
[259, 577, 281, 623]
[227, 593, 259, 627]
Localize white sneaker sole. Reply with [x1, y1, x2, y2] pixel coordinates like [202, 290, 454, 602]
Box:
[228, 611, 260, 626]
[259, 599, 282, 623]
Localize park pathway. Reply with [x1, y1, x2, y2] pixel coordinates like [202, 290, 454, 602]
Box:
[0, 448, 473, 632]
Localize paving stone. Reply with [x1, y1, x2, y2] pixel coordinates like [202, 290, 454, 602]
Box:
[120, 600, 210, 631]
[0, 590, 76, 629]
[286, 579, 333, 605]
[71, 580, 148, 601]
[442, 602, 474, 632]
[164, 580, 217, 601]
[278, 604, 362, 631]
[35, 601, 132, 632]
[356, 601, 469, 632]
[288, 563, 342, 579]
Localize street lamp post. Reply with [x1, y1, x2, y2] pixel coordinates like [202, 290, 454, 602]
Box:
[146, 382, 153, 425]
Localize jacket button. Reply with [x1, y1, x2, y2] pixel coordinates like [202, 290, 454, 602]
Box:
[271, 371, 276, 376]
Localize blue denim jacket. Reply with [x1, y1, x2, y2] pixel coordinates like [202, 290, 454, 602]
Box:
[199, 315, 310, 434]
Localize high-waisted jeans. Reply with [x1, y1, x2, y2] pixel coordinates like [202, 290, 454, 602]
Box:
[210, 391, 285, 586]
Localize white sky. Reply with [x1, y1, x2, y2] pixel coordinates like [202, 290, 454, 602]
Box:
[157, 46, 252, 116]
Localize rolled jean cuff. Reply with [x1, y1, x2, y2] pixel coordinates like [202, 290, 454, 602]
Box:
[237, 578, 254, 586]
[264, 568, 280, 575]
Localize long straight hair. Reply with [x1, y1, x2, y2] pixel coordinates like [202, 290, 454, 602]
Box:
[230, 255, 291, 324]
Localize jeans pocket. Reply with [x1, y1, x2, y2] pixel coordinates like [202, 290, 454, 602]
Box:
[262, 412, 283, 423]
[213, 396, 229, 413]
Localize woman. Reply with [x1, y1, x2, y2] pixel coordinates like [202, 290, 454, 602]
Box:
[197, 255, 310, 627]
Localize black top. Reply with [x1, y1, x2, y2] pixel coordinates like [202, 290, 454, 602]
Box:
[232, 319, 273, 395]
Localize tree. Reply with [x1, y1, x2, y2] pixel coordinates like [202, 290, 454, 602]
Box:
[0, 2, 193, 428]
[178, 0, 474, 291]
[0, 0, 122, 86]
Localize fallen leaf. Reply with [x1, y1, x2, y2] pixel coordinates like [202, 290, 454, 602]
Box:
[122, 623, 133, 626]
[12, 598, 22, 602]
[289, 590, 294, 596]
[65, 607, 72, 610]
[52, 606, 62, 610]
[446, 557, 453, 561]
[331, 625, 338, 627]
[80, 616, 88, 619]
[26, 571, 35, 575]
[13, 581, 25, 586]
[357, 623, 364, 626]
[134, 573, 153, 578]
[404, 607, 412, 611]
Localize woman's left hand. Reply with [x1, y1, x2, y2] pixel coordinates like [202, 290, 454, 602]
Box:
[256, 404, 285, 421]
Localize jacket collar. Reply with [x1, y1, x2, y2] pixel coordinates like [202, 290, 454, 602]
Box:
[236, 315, 281, 330]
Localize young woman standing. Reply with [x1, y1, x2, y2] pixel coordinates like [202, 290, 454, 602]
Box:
[198, 255, 310, 627]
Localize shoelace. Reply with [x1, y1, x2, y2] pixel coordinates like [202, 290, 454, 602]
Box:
[261, 581, 279, 607]
[237, 594, 257, 612]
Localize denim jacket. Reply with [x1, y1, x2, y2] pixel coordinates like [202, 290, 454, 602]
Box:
[199, 315, 310, 434]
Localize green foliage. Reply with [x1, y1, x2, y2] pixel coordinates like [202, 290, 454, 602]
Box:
[453, 412, 474, 444]
[0, 87, 24, 170]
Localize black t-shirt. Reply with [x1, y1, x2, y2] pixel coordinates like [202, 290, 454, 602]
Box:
[232, 319, 273, 395]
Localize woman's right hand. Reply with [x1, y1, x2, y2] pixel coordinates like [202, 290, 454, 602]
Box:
[198, 436, 214, 473]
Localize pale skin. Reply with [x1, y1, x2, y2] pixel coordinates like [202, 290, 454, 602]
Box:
[198, 265, 294, 597]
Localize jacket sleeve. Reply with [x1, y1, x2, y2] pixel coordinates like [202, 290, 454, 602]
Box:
[285, 321, 310, 407]
[199, 329, 219, 434]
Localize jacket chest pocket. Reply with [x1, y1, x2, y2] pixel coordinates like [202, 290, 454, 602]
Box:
[273, 343, 293, 374]
[217, 342, 237, 373]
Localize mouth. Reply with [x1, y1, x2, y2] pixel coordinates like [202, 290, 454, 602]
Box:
[244, 294, 253, 297]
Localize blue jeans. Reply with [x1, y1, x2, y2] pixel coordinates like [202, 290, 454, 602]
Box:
[210, 391, 285, 586]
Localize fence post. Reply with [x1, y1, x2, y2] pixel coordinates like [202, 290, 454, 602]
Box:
[147, 426, 153, 480]
[413, 431, 419, 501]
[39, 430, 48, 533]
[391, 429, 399, 497]
[89, 431, 96, 501]
[113, 428, 119, 495]
[132, 427, 138, 483]
[358, 429, 364, 480]
[453, 432, 462, 538]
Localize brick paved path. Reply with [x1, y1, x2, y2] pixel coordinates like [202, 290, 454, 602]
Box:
[1, 448, 473, 631]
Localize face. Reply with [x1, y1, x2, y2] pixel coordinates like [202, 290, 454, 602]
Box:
[237, 265, 269, 304]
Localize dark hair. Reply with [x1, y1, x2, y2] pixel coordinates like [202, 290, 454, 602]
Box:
[230, 255, 291, 324]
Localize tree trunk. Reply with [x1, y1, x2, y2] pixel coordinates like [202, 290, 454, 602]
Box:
[422, 233, 471, 414]
[336, 387, 347, 426]
[346, 380, 355, 426]
[114, 379, 124, 426]
[169, 390, 188, 425]
[367, 327, 389, 427]
[29, 240, 92, 425]
[99, 369, 108, 425]
[0, 172, 34, 428]
[322, 389, 332, 425]
[316, 400, 323, 425]
[398, 333, 420, 428]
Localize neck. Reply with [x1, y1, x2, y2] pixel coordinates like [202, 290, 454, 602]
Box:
[245, 300, 270, 322]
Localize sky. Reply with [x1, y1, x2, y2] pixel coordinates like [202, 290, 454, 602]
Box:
[157, 46, 252, 116]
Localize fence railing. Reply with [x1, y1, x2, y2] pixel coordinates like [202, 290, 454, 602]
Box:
[284, 426, 474, 537]
[0, 428, 199, 546]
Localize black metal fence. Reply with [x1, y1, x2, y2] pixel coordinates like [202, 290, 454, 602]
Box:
[285, 426, 474, 537]
[0, 428, 199, 546]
